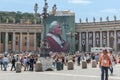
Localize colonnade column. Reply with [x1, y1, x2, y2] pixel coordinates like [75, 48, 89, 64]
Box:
[114, 30, 117, 51]
[5, 32, 8, 52]
[100, 31, 102, 47]
[20, 32, 22, 52]
[12, 32, 15, 52]
[0, 32, 1, 52]
[93, 32, 95, 47]
[79, 32, 81, 51]
[86, 32, 88, 52]
[107, 31, 109, 47]
[34, 32, 37, 51]
[27, 32, 30, 51]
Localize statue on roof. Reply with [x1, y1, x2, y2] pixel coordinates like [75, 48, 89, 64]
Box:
[106, 16, 109, 21]
[114, 15, 116, 21]
[93, 17, 95, 22]
[100, 17, 102, 22]
[52, 4, 57, 15]
[86, 17, 88, 23]
[79, 18, 82, 23]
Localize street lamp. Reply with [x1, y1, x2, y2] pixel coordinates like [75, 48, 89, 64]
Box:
[34, 3, 39, 17]
[66, 28, 76, 54]
[40, 0, 49, 57]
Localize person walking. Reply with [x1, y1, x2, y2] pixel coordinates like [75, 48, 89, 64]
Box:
[23, 56, 27, 71]
[10, 56, 16, 71]
[108, 51, 116, 75]
[99, 49, 111, 80]
[0, 55, 3, 70]
[29, 56, 34, 71]
[3, 55, 9, 71]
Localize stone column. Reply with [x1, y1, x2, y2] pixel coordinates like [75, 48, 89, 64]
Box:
[93, 32, 95, 47]
[114, 30, 117, 51]
[0, 32, 1, 52]
[6, 18, 9, 24]
[12, 32, 16, 52]
[86, 32, 88, 52]
[34, 32, 37, 51]
[5, 32, 8, 52]
[79, 32, 81, 51]
[20, 32, 22, 52]
[20, 19, 23, 24]
[34, 19, 37, 24]
[0, 17, 1, 23]
[100, 31, 102, 47]
[13, 18, 15, 24]
[27, 32, 30, 51]
[107, 31, 109, 47]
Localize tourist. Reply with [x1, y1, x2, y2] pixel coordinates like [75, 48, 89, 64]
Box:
[99, 49, 111, 80]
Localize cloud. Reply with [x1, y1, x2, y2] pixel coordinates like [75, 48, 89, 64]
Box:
[68, 0, 91, 4]
[100, 9, 120, 14]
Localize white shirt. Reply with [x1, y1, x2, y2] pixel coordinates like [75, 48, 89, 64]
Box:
[3, 57, 8, 62]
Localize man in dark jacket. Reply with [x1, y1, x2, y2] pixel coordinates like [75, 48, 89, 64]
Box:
[11, 56, 16, 71]
[29, 56, 34, 71]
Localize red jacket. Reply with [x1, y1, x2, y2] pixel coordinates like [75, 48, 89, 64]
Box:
[46, 33, 68, 52]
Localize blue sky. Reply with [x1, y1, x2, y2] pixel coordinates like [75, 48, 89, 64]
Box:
[0, 0, 120, 23]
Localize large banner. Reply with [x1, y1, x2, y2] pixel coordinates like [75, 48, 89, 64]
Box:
[109, 31, 114, 48]
[81, 32, 86, 52]
[95, 31, 100, 47]
[102, 31, 107, 47]
[41, 15, 75, 52]
[88, 32, 93, 51]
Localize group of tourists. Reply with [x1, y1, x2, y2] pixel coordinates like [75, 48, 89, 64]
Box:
[0, 50, 120, 80]
[0, 53, 38, 71]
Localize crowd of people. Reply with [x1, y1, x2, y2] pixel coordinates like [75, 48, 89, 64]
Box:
[0, 50, 120, 80]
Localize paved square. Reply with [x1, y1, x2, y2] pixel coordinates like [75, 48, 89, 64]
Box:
[0, 63, 120, 80]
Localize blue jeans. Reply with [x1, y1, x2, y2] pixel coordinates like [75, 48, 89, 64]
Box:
[101, 66, 109, 80]
[3, 62, 8, 71]
[109, 66, 113, 74]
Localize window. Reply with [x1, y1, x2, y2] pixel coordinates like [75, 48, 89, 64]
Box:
[16, 41, 18, 45]
[25, 37, 27, 40]
[25, 42, 26, 46]
[16, 37, 18, 40]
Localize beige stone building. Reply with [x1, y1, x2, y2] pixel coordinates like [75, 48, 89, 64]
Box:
[0, 23, 41, 53]
[76, 17, 120, 52]
[0, 11, 120, 53]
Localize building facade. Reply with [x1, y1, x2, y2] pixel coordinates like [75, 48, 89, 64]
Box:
[76, 19, 120, 52]
[1, 11, 120, 53]
[0, 24, 41, 53]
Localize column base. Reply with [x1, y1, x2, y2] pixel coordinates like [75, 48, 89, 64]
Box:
[40, 46, 50, 57]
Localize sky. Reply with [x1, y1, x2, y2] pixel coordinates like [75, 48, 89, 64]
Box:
[0, 0, 120, 23]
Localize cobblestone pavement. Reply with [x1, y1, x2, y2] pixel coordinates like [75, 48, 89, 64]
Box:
[0, 63, 120, 80]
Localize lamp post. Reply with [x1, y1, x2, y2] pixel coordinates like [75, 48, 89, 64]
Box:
[40, 0, 49, 57]
[34, 3, 38, 17]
